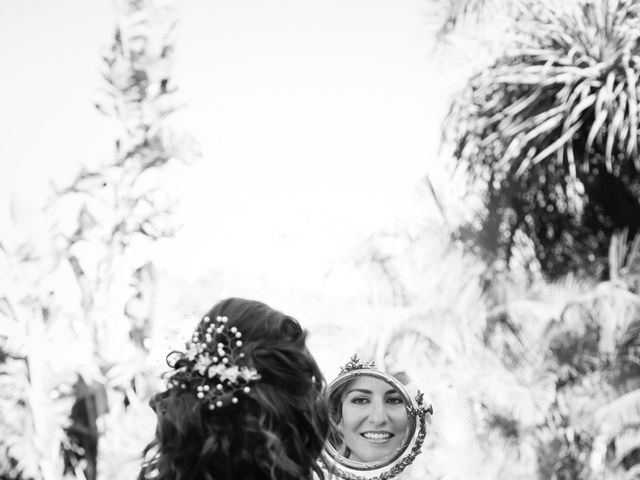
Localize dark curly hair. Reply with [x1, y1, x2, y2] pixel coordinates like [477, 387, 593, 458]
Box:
[327, 380, 350, 458]
[138, 298, 329, 480]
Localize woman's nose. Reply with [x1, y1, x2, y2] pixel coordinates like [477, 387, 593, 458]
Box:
[368, 401, 388, 425]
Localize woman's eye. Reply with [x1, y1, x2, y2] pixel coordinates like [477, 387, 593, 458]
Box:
[386, 397, 403, 405]
[350, 397, 370, 404]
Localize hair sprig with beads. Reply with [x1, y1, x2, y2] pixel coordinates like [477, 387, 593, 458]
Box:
[167, 315, 261, 410]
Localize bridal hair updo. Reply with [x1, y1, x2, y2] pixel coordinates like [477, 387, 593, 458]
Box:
[138, 297, 329, 480]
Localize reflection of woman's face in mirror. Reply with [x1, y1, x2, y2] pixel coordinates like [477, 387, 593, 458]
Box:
[338, 376, 408, 463]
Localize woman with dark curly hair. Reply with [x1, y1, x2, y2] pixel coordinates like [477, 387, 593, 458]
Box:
[138, 297, 329, 480]
[328, 376, 408, 463]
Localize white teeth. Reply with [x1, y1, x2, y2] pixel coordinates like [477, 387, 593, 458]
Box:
[362, 432, 392, 440]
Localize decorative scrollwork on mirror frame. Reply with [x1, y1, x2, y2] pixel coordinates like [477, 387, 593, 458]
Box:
[379, 392, 432, 480]
[319, 358, 434, 480]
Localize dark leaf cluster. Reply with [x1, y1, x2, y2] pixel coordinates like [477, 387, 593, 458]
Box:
[445, 0, 640, 279]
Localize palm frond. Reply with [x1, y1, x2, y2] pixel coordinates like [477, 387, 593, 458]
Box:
[597, 388, 640, 441]
[609, 230, 640, 289]
[445, 0, 640, 279]
[433, 0, 511, 40]
[611, 425, 640, 466]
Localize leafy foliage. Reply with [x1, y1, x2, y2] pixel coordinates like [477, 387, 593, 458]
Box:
[0, 1, 196, 478]
[445, 0, 640, 279]
[356, 222, 640, 479]
[431, 0, 518, 40]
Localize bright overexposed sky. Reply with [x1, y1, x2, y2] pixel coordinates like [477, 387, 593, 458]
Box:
[1, 0, 487, 296]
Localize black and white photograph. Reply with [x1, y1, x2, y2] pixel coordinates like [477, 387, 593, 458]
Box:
[2, 0, 640, 479]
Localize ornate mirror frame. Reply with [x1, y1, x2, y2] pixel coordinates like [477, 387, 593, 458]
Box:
[320, 365, 433, 480]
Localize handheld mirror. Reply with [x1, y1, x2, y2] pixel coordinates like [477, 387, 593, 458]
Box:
[320, 356, 433, 480]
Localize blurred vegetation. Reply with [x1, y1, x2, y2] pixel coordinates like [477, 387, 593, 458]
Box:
[358, 209, 640, 479]
[433, 0, 516, 40]
[444, 0, 640, 280]
[354, 0, 640, 478]
[0, 0, 196, 479]
[3, 0, 640, 479]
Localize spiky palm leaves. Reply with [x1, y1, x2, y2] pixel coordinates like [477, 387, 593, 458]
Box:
[473, 236, 640, 479]
[359, 224, 640, 478]
[433, 0, 517, 39]
[445, 0, 640, 279]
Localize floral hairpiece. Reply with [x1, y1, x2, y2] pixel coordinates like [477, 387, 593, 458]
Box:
[167, 315, 261, 410]
[339, 354, 376, 375]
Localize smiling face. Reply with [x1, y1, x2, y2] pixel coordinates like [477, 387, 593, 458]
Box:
[338, 376, 409, 463]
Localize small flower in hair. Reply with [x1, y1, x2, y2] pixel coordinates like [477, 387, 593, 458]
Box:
[195, 354, 212, 375]
[186, 343, 201, 361]
[207, 363, 226, 378]
[220, 365, 239, 382]
[167, 315, 261, 410]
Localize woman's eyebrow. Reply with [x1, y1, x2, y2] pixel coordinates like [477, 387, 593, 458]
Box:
[385, 389, 400, 395]
[345, 388, 372, 395]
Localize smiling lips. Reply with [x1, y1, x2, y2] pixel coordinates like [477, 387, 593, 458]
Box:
[361, 431, 394, 443]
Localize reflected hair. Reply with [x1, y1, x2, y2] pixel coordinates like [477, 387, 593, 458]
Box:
[327, 372, 409, 461]
[327, 380, 352, 458]
[138, 298, 329, 480]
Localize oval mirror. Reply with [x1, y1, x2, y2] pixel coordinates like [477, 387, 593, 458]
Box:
[320, 356, 433, 480]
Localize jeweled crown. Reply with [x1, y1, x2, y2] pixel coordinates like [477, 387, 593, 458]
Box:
[339, 354, 376, 375]
[167, 315, 261, 410]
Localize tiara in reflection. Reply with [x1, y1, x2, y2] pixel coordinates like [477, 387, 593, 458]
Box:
[167, 315, 261, 410]
[339, 354, 376, 375]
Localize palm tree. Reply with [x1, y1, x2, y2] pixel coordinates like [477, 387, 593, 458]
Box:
[431, 0, 516, 40]
[352, 197, 640, 477]
[366, 232, 640, 479]
[444, 0, 640, 280]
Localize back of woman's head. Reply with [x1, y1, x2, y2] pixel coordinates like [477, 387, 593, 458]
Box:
[139, 298, 329, 480]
